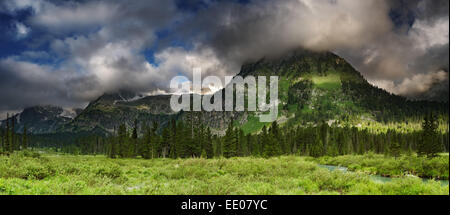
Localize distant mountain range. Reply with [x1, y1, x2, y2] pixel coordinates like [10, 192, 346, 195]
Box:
[2, 50, 448, 135]
[0, 106, 81, 134]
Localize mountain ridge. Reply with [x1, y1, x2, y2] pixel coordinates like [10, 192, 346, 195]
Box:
[4, 50, 448, 135]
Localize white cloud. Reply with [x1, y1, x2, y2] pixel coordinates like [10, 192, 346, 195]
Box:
[410, 17, 449, 51]
[369, 70, 449, 96]
[14, 22, 30, 39]
[29, 1, 118, 33]
[0, 0, 47, 14]
[0, 0, 448, 114]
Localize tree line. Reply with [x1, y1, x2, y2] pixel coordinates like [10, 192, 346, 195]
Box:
[0, 114, 28, 155]
[1, 112, 447, 159]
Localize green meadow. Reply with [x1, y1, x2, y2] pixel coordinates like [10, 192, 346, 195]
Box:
[0, 152, 448, 195]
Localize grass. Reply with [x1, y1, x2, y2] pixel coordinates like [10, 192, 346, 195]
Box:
[311, 74, 341, 90]
[312, 153, 449, 180]
[0, 152, 448, 195]
[241, 115, 270, 134]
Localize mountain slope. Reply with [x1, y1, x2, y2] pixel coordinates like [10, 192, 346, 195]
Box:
[14, 49, 449, 135]
[237, 50, 448, 133]
[59, 91, 177, 134]
[0, 106, 75, 134]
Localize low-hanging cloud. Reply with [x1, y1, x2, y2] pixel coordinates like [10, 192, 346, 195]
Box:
[0, 0, 448, 117]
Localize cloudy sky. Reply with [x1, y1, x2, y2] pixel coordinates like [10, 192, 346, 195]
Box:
[0, 0, 448, 117]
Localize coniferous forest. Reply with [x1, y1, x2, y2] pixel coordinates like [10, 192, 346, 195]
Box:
[0, 2, 449, 195]
[2, 110, 447, 160]
[1, 52, 449, 195]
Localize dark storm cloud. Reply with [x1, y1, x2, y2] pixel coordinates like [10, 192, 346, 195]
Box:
[335, 0, 449, 99]
[0, 57, 97, 111]
[172, 0, 448, 99]
[0, 0, 183, 117]
[0, 0, 448, 117]
[391, 0, 449, 22]
[175, 0, 393, 66]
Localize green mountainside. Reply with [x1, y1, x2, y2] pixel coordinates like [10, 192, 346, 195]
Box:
[237, 50, 448, 134]
[5, 50, 448, 136]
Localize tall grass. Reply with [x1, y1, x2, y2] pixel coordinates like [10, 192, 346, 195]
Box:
[0, 152, 447, 195]
[313, 153, 449, 180]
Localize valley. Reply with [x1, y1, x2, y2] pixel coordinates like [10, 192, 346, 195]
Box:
[0, 50, 448, 196]
[0, 152, 447, 195]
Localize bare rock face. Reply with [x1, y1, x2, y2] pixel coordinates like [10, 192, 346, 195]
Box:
[1, 105, 73, 134]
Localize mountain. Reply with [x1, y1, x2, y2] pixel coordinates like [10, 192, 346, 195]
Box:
[0, 105, 76, 134]
[7, 49, 449, 135]
[61, 49, 447, 135]
[58, 90, 177, 135]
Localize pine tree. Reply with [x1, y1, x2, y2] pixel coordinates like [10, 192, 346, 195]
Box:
[141, 124, 152, 159]
[320, 122, 329, 155]
[310, 132, 324, 158]
[169, 119, 177, 158]
[161, 126, 170, 158]
[5, 114, 11, 154]
[247, 134, 255, 156]
[419, 113, 442, 158]
[109, 126, 118, 158]
[151, 121, 161, 158]
[132, 119, 138, 156]
[215, 137, 223, 158]
[390, 142, 401, 158]
[263, 122, 281, 157]
[204, 127, 214, 158]
[0, 128, 3, 153]
[175, 121, 186, 158]
[117, 124, 130, 158]
[11, 115, 15, 153]
[22, 125, 28, 150]
[239, 129, 248, 156]
[223, 121, 236, 158]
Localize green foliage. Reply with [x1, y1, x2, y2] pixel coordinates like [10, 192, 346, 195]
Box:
[223, 121, 237, 158]
[263, 122, 282, 157]
[390, 142, 401, 158]
[0, 154, 447, 195]
[419, 113, 443, 158]
[311, 73, 341, 90]
[314, 153, 449, 180]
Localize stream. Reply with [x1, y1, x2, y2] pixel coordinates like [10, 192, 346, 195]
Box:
[318, 165, 449, 187]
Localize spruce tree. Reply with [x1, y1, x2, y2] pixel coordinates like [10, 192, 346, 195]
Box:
[320, 122, 329, 155]
[151, 121, 161, 158]
[175, 121, 186, 158]
[204, 127, 214, 158]
[390, 142, 401, 158]
[5, 114, 11, 154]
[117, 124, 130, 158]
[263, 122, 282, 157]
[0, 128, 3, 153]
[419, 113, 442, 158]
[223, 121, 236, 158]
[247, 134, 254, 156]
[239, 129, 248, 156]
[310, 132, 324, 158]
[141, 124, 152, 159]
[109, 126, 117, 158]
[132, 119, 138, 156]
[22, 125, 28, 150]
[161, 126, 170, 158]
[11, 115, 15, 153]
[169, 119, 177, 158]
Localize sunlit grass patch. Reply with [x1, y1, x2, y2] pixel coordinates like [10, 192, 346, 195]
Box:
[311, 74, 341, 90]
